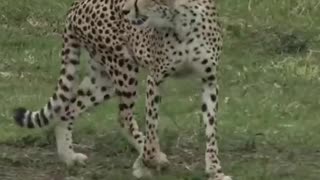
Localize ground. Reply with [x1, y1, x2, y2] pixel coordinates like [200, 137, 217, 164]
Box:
[1, 0, 320, 179]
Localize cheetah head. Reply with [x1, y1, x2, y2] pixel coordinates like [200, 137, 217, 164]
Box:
[122, 0, 176, 29]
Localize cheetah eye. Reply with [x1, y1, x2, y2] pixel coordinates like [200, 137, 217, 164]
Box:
[122, 10, 130, 15]
[140, 15, 148, 21]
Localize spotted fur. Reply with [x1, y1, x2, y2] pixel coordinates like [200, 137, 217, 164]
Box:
[13, 0, 231, 179]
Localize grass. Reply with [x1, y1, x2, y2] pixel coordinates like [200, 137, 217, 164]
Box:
[0, 0, 320, 179]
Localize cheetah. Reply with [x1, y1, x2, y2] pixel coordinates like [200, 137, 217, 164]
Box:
[13, 0, 231, 179]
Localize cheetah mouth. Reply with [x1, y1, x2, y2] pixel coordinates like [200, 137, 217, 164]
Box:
[131, 15, 148, 25]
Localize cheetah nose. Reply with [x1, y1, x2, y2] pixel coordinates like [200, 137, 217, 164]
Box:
[122, 9, 130, 15]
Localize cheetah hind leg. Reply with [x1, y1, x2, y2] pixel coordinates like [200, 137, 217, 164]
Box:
[132, 75, 170, 178]
[55, 77, 113, 167]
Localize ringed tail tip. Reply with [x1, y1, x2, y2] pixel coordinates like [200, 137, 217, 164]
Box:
[13, 107, 27, 127]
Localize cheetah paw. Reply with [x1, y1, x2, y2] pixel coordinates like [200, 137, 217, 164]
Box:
[155, 152, 170, 171]
[132, 157, 153, 179]
[62, 153, 88, 167]
[72, 153, 88, 166]
[209, 175, 232, 180]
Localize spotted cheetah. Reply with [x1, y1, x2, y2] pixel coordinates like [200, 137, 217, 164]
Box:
[13, 0, 231, 179]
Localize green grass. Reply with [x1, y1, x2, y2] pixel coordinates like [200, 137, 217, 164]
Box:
[1, 0, 320, 179]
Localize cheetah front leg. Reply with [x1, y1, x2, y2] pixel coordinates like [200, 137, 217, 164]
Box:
[114, 67, 145, 153]
[133, 75, 169, 178]
[55, 120, 88, 166]
[201, 79, 231, 180]
[193, 53, 232, 180]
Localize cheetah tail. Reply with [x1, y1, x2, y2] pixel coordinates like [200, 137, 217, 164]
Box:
[13, 101, 57, 129]
[13, 67, 79, 129]
[13, 25, 81, 129]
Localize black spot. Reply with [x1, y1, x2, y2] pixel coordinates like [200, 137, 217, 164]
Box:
[78, 89, 85, 96]
[86, 90, 92, 96]
[105, 37, 111, 44]
[118, 59, 124, 67]
[53, 93, 58, 100]
[40, 108, 49, 125]
[91, 77, 96, 84]
[154, 96, 161, 103]
[208, 117, 214, 125]
[63, 48, 70, 55]
[201, 59, 208, 64]
[119, 103, 128, 111]
[148, 89, 154, 96]
[134, 67, 139, 73]
[110, 15, 116, 21]
[59, 94, 69, 102]
[115, 45, 122, 51]
[70, 59, 79, 65]
[210, 94, 217, 102]
[187, 38, 194, 44]
[71, 43, 80, 48]
[128, 78, 135, 85]
[153, 112, 158, 119]
[134, 134, 140, 139]
[118, 80, 124, 86]
[202, 104, 207, 112]
[67, 126, 72, 131]
[122, 91, 132, 98]
[71, 97, 77, 103]
[77, 101, 83, 107]
[101, 86, 107, 92]
[90, 97, 96, 102]
[66, 74, 74, 81]
[61, 116, 68, 121]
[26, 112, 34, 128]
[98, 43, 107, 49]
[104, 94, 110, 100]
[65, 106, 70, 112]
[35, 113, 42, 127]
[60, 68, 66, 74]
[207, 75, 215, 81]
[127, 64, 133, 71]
[123, 73, 128, 80]
[61, 84, 70, 92]
[47, 101, 52, 110]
